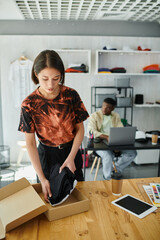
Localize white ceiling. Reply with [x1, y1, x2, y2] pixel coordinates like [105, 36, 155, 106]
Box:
[0, 0, 160, 24]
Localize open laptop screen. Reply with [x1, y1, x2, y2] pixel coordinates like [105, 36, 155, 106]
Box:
[104, 127, 136, 146]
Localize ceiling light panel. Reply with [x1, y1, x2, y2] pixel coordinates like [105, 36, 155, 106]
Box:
[15, 0, 160, 24]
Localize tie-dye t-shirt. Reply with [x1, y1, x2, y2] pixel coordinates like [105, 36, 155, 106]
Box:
[18, 86, 89, 147]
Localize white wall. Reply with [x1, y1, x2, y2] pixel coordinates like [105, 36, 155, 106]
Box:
[0, 35, 160, 162]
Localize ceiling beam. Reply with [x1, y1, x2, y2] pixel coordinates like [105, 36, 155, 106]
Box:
[57, 0, 61, 20]
[75, 0, 84, 20]
[35, 0, 43, 19]
[67, 0, 73, 20]
[84, 0, 96, 20]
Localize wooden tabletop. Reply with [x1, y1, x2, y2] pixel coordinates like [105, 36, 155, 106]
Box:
[5, 177, 160, 240]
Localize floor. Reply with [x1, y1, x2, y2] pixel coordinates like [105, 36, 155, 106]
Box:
[86, 161, 158, 181]
[0, 159, 158, 188]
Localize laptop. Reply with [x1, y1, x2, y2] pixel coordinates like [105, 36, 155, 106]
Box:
[103, 127, 136, 146]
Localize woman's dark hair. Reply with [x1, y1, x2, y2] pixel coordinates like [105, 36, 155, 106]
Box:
[32, 50, 65, 85]
[103, 97, 116, 106]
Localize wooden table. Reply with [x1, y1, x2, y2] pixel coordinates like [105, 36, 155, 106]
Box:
[5, 178, 160, 240]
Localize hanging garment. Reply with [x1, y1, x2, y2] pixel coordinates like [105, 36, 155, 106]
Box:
[9, 59, 35, 108]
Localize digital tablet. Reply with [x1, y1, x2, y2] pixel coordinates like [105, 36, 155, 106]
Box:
[112, 194, 157, 219]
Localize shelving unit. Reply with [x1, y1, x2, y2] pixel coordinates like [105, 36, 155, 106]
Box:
[134, 104, 160, 107]
[95, 50, 160, 75]
[56, 49, 91, 75]
[91, 86, 134, 126]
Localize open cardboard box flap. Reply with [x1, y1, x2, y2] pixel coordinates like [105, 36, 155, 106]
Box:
[0, 178, 47, 240]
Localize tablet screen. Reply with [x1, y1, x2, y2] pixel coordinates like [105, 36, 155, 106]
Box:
[114, 195, 152, 215]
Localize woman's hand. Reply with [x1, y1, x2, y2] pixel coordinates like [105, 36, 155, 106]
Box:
[41, 178, 52, 202]
[59, 156, 76, 174]
[25, 133, 52, 202]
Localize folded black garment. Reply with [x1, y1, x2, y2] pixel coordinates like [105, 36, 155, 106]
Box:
[103, 46, 117, 50]
[48, 163, 77, 206]
[111, 67, 126, 73]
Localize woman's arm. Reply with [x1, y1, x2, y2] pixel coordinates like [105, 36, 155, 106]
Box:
[25, 133, 52, 202]
[59, 122, 84, 173]
[99, 134, 109, 141]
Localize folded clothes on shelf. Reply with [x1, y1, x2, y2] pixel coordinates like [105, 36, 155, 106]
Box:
[98, 68, 111, 73]
[65, 63, 88, 73]
[137, 46, 151, 51]
[98, 67, 126, 73]
[144, 70, 160, 73]
[155, 100, 160, 104]
[143, 64, 159, 71]
[143, 64, 160, 74]
[103, 46, 117, 50]
[110, 67, 126, 73]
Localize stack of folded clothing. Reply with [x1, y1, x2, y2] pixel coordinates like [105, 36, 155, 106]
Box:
[155, 100, 160, 104]
[103, 46, 117, 50]
[98, 67, 126, 73]
[111, 67, 126, 73]
[65, 63, 88, 73]
[98, 68, 111, 73]
[137, 46, 151, 51]
[143, 64, 160, 74]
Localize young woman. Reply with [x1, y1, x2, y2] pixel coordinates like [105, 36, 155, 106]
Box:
[18, 50, 89, 202]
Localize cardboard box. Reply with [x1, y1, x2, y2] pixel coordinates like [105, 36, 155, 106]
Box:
[32, 183, 90, 221]
[0, 178, 90, 239]
[0, 178, 48, 240]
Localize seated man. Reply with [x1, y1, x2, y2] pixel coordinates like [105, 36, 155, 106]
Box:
[88, 97, 137, 180]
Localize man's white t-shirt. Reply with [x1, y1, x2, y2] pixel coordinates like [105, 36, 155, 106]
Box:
[100, 115, 113, 135]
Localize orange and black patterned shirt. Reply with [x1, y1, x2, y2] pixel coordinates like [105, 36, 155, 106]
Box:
[18, 86, 89, 146]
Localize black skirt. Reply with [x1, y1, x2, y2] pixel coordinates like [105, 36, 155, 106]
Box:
[37, 141, 84, 182]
